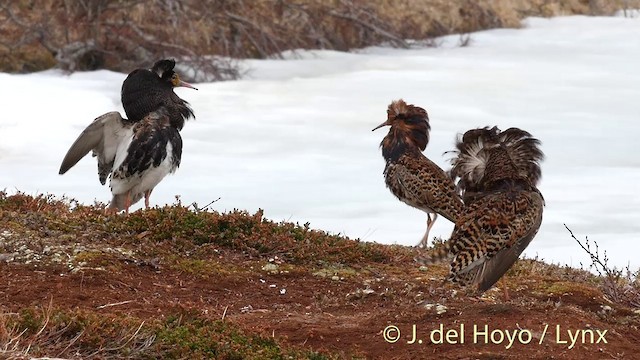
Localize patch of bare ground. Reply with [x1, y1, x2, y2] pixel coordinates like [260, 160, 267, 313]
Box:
[1, 192, 639, 359]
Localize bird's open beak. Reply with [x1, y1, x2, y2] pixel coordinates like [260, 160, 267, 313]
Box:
[178, 80, 198, 90]
[372, 121, 389, 131]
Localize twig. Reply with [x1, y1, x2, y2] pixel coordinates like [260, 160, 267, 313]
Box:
[328, 10, 409, 48]
[564, 224, 609, 277]
[221, 305, 229, 321]
[35, 297, 53, 337]
[96, 300, 135, 309]
[103, 20, 197, 55]
[56, 329, 84, 356]
[226, 11, 284, 58]
[190, 197, 221, 213]
[5, 328, 28, 350]
[104, 321, 145, 351]
[564, 224, 640, 305]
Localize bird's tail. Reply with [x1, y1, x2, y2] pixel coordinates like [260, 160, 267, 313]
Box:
[497, 127, 544, 186]
[415, 241, 452, 265]
[447, 127, 495, 195]
[448, 126, 544, 193]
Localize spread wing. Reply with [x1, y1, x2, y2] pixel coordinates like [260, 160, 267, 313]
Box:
[448, 190, 544, 291]
[59, 111, 133, 185]
[472, 191, 544, 292]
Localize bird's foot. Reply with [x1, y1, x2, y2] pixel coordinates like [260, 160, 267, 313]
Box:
[104, 207, 119, 216]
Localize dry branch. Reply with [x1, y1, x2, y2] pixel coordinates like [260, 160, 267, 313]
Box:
[328, 9, 409, 49]
[96, 300, 135, 310]
[565, 224, 640, 307]
[2, 0, 639, 77]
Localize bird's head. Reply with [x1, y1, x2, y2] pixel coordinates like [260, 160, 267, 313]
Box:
[152, 59, 198, 90]
[121, 59, 197, 124]
[373, 100, 430, 159]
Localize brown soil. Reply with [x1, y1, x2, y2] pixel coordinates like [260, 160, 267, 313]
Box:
[3, 260, 640, 359]
[1, 193, 639, 359]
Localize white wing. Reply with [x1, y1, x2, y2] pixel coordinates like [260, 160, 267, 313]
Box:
[59, 111, 134, 185]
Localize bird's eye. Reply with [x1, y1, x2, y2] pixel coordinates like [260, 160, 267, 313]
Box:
[170, 73, 180, 86]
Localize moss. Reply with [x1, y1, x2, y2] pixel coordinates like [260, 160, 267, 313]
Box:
[170, 258, 247, 278]
[4, 308, 330, 359]
[540, 280, 607, 312]
[154, 313, 322, 359]
[545, 281, 603, 298]
[312, 265, 358, 279]
[15, 308, 42, 335]
[73, 251, 111, 266]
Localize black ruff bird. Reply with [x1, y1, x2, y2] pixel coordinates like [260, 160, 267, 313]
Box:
[418, 126, 544, 296]
[59, 59, 197, 213]
[373, 99, 464, 247]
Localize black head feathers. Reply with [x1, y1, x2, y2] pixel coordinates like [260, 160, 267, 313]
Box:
[120, 59, 196, 129]
[152, 59, 177, 78]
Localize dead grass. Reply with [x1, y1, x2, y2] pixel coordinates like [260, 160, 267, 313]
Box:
[0, 307, 332, 359]
[0, 191, 414, 272]
[1, 0, 638, 78]
[2, 192, 640, 359]
[565, 224, 640, 308]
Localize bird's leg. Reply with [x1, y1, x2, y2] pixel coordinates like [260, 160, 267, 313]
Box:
[124, 191, 131, 215]
[418, 213, 438, 248]
[144, 189, 153, 209]
[500, 277, 510, 301]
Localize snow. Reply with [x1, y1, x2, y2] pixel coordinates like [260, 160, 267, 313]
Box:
[1, 15, 639, 270]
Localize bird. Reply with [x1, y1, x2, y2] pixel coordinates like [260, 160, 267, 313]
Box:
[59, 59, 197, 213]
[418, 126, 544, 296]
[373, 99, 464, 247]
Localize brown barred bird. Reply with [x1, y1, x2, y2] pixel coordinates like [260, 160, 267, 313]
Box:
[418, 126, 544, 296]
[59, 59, 197, 213]
[373, 99, 464, 247]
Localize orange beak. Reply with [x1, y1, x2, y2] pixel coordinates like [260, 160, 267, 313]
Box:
[178, 80, 198, 90]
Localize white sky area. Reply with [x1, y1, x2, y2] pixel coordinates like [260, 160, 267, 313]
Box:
[1, 15, 638, 270]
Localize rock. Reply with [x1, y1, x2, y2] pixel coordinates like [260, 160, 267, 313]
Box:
[0, 253, 15, 262]
[424, 303, 447, 315]
[262, 263, 278, 273]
